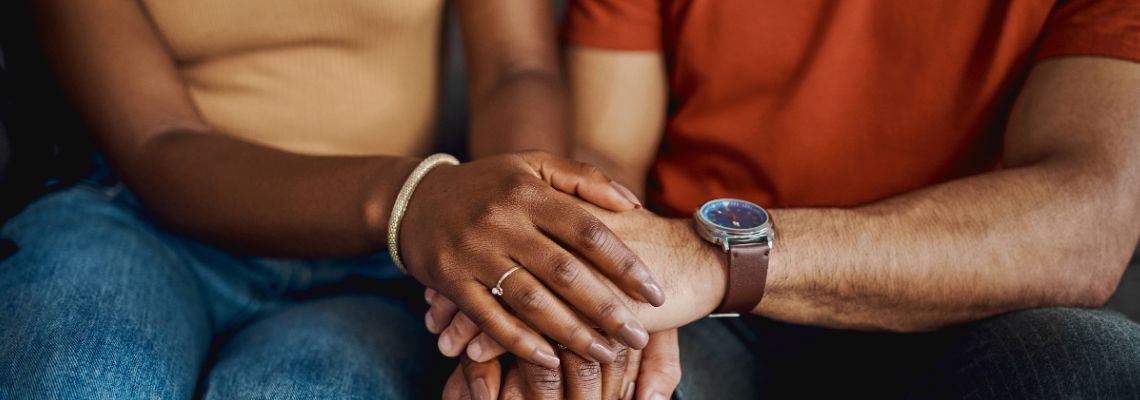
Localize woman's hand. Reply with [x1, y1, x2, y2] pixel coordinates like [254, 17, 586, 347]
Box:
[400, 150, 664, 368]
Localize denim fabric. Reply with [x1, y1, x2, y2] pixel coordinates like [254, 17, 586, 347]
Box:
[0, 181, 433, 399]
[676, 308, 1140, 399]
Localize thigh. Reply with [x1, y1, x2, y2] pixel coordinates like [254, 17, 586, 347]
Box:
[0, 187, 212, 399]
[674, 318, 766, 399]
[202, 295, 434, 400]
[912, 307, 1140, 399]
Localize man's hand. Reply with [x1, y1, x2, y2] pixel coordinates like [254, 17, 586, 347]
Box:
[438, 331, 682, 400]
[442, 332, 680, 400]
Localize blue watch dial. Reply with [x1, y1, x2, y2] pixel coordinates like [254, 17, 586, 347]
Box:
[699, 199, 768, 231]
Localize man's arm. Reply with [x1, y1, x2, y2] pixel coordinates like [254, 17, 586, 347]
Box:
[569, 46, 667, 196]
[761, 57, 1140, 331]
[572, 49, 1140, 332]
[459, 0, 569, 158]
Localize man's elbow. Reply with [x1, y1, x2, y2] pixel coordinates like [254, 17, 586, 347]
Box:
[1053, 250, 1131, 309]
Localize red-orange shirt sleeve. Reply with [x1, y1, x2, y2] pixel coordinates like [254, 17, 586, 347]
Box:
[562, 0, 663, 51]
[1035, 0, 1140, 64]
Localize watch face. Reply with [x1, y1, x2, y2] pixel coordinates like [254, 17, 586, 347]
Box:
[699, 199, 768, 231]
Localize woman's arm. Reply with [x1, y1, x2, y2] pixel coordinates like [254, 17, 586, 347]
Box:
[460, 0, 570, 158]
[35, 0, 664, 367]
[35, 0, 419, 256]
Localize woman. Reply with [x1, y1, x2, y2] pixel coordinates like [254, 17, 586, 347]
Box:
[0, 0, 661, 398]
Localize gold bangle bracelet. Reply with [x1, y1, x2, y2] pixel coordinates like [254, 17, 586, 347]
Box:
[388, 153, 460, 274]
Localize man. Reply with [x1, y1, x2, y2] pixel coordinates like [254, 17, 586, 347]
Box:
[434, 0, 1140, 398]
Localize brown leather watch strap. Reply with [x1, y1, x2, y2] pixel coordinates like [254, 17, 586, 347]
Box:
[714, 242, 770, 314]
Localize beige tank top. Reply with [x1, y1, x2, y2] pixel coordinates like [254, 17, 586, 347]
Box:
[141, 0, 445, 156]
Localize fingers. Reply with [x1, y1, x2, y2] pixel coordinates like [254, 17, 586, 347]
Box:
[599, 345, 632, 400]
[561, 352, 603, 400]
[514, 238, 650, 350]
[520, 151, 641, 211]
[439, 312, 482, 357]
[621, 348, 643, 400]
[461, 355, 502, 400]
[492, 263, 622, 364]
[450, 281, 562, 370]
[466, 332, 508, 363]
[533, 202, 665, 308]
[499, 366, 525, 400]
[426, 288, 461, 334]
[443, 365, 472, 400]
[516, 358, 564, 400]
[636, 330, 682, 400]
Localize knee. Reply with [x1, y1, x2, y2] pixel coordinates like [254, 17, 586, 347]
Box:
[0, 335, 201, 399]
[963, 307, 1140, 396]
[205, 297, 430, 400]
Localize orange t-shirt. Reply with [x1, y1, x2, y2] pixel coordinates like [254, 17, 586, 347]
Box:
[563, 0, 1140, 216]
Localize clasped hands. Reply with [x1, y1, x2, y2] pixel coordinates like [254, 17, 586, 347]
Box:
[398, 151, 727, 399]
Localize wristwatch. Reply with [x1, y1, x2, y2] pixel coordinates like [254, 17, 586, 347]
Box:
[693, 198, 774, 317]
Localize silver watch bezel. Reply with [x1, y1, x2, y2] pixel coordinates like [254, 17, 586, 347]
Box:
[693, 199, 775, 252]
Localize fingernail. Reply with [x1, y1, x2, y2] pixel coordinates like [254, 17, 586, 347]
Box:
[532, 348, 561, 369]
[639, 282, 666, 307]
[471, 377, 490, 400]
[467, 339, 484, 360]
[439, 334, 454, 356]
[588, 341, 617, 363]
[618, 321, 649, 349]
[624, 381, 635, 400]
[610, 181, 643, 208]
[650, 393, 667, 400]
[425, 311, 437, 332]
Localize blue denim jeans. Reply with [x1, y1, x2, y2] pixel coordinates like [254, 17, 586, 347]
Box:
[0, 181, 434, 399]
[675, 308, 1140, 399]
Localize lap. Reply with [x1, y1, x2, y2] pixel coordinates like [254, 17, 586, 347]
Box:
[676, 308, 1140, 399]
[0, 186, 213, 399]
[203, 295, 434, 400]
[0, 185, 429, 399]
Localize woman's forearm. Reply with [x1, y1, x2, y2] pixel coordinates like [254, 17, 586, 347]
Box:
[121, 129, 418, 257]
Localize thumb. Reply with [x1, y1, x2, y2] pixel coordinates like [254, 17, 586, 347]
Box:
[520, 151, 642, 211]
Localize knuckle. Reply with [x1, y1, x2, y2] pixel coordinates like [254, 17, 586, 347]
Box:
[548, 256, 582, 287]
[617, 256, 645, 278]
[575, 220, 611, 252]
[515, 287, 547, 313]
[577, 162, 603, 179]
[466, 308, 499, 332]
[505, 177, 542, 201]
[612, 345, 632, 366]
[562, 324, 588, 346]
[529, 367, 562, 392]
[574, 362, 602, 385]
[596, 301, 621, 322]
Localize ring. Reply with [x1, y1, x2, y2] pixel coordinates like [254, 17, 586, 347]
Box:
[491, 266, 521, 297]
[554, 343, 568, 350]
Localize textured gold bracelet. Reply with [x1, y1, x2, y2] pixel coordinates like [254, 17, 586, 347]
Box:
[388, 153, 460, 274]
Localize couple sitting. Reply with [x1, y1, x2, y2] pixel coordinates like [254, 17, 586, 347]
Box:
[3, 0, 1139, 399]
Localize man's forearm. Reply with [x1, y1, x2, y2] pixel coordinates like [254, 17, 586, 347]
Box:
[587, 161, 1136, 333]
[761, 161, 1138, 332]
